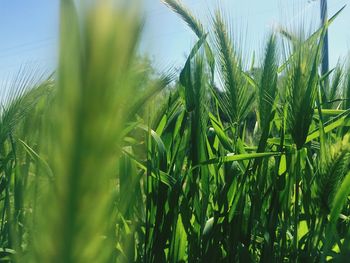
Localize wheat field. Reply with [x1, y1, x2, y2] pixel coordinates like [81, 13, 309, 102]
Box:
[0, 0, 350, 262]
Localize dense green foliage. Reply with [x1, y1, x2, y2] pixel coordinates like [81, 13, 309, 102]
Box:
[0, 0, 350, 262]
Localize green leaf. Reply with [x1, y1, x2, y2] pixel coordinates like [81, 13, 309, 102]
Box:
[199, 151, 281, 166]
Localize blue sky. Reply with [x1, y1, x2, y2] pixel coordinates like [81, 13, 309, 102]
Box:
[0, 0, 59, 82]
[0, 0, 349, 83]
[141, 0, 350, 69]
